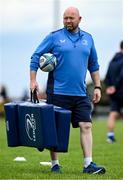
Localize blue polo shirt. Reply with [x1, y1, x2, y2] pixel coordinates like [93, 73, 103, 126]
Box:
[30, 28, 99, 96]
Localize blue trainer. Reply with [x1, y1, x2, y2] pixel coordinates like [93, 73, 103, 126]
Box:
[107, 136, 116, 143]
[51, 164, 61, 173]
[83, 162, 106, 174]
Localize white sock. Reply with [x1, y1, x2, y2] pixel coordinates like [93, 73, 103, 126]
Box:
[51, 160, 59, 168]
[107, 132, 114, 137]
[84, 157, 92, 168]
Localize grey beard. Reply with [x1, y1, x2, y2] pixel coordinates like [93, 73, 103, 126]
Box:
[66, 26, 79, 33]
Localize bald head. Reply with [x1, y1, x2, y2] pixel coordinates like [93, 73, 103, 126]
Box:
[64, 7, 80, 17]
[63, 7, 81, 32]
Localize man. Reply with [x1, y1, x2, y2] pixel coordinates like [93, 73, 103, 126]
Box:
[105, 41, 123, 143]
[30, 7, 106, 174]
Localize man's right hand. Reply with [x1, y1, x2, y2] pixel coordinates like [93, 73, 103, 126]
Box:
[30, 80, 39, 92]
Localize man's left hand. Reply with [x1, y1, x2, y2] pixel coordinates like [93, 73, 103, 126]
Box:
[92, 88, 101, 103]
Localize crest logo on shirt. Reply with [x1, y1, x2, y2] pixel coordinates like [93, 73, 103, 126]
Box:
[82, 39, 88, 46]
[60, 39, 66, 43]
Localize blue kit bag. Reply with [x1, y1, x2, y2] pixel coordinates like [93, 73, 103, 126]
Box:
[18, 101, 58, 151]
[54, 107, 71, 152]
[4, 102, 22, 147]
[4, 90, 71, 152]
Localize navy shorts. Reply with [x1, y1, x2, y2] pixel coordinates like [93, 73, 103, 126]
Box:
[110, 97, 123, 113]
[46, 94, 92, 128]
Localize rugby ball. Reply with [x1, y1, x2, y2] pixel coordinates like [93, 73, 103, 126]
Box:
[39, 53, 57, 72]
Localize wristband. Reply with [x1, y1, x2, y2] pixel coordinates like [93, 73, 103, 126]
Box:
[94, 86, 102, 91]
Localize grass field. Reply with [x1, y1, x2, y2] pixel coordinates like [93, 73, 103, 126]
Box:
[0, 117, 123, 179]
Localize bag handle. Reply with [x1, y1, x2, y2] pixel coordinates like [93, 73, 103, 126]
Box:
[30, 89, 39, 103]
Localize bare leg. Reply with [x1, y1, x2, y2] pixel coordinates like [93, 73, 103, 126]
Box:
[50, 151, 58, 161]
[79, 122, 106, 173]
[107, 111, 119, 132]
[79, 122, 92, 158]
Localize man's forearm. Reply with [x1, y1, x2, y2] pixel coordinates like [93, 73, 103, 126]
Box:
[90, 71, 101, 87]
[30, 71, 37, 81]
[30, 71, 39, 91]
